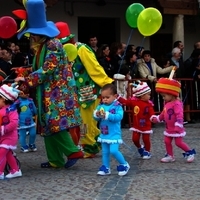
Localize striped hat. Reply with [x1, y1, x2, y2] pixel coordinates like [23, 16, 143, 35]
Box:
[132, 81, 151, 97]
[155, 78, 181, 97]
[0, 84, 19, 102]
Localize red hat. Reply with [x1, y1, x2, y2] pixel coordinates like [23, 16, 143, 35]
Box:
[155, 78, 181, 97]
[55, 22, 75, 44]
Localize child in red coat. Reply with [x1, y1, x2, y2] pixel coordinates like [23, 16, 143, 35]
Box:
[118, 81, 155, 159]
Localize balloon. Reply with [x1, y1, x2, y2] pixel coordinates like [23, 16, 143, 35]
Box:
[137, 7, 163, 37]
[125, 3, 145, 28]
[63, 44, 78, 62]
[0, 16, 17, 39]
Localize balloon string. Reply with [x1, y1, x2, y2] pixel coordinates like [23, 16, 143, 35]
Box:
[117, 28, 134, 74]
[138, 36, 146, 53]
[141, 36, 146, 47]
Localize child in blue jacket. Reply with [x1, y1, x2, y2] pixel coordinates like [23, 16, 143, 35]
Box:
[93, 83, 130, 176]
[14, 84, 37, 152]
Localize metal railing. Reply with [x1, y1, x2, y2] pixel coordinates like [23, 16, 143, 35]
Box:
[114, 78, 200, 127]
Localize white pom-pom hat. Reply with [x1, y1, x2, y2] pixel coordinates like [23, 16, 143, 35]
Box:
[0, 84, 19, 101]
[131, 81, 151, 97]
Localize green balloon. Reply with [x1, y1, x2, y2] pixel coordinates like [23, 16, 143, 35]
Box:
[137, 7, 163, 37]
[125, 3, 145, 28]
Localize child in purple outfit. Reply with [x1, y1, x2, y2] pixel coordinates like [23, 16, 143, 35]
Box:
[151, 76, 196, 163]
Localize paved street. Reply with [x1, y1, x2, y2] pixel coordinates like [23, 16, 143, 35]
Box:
[1, 123, 200, 200]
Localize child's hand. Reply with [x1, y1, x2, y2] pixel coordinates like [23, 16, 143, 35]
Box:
[96, 110, 105, 118]
[96, 111, 101, 117]
[151, 117, 158, 123]
[150, 115, 159, 123]
[174, 126, 183, 133]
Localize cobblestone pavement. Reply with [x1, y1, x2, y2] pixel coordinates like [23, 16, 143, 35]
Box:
[1, 123, 200, 200]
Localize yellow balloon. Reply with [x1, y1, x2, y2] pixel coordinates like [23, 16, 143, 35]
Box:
[63, 44, 78, 62]
[137, 7, 162, 37]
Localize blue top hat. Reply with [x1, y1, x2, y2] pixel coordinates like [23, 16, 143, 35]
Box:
[17, 0, 60, 39]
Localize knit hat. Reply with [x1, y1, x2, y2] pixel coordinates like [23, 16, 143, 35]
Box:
[155, 67, 181, 97]
[131, 81, 151, 97]
[0, 84, 19, 101]
[155, 78, 181, 97]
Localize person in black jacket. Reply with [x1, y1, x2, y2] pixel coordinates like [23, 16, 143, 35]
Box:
[125, 51, 139, 79]
[96, 44, 114, 78]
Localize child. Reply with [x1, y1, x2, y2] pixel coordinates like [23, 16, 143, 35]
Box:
[13, 83, 37, 152]
[118, 81, 155, 159]
[0, 84, 22, 179]
[93, 83, 130, 176]
[151, 76, 196, 163]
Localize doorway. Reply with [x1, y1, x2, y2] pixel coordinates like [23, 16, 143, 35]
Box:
[150, 33, 173, 66]
[78, 17, 120, 47]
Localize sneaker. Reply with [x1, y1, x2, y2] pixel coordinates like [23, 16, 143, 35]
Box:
[29, 144, 37, 152]
[143, 151, 151, 159]
[21, 145, 29, 153]
[187, 154, 195, 163]
[138, 145, 145, 157]
[0, 172, 4, 180]
[97, 165, 111, 176]
[5, 169, 22, 179]
[117, 162, 130, 176]
[183, 149, 196, 163]
[161, 154, 175, 163]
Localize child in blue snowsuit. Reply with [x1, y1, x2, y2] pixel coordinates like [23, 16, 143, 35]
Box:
[14, 91, 37, 152]
[93, 83, 130, 176]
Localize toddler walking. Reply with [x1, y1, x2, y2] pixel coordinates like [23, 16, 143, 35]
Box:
[151, 74, 196, 162]
[93, 83, 130, 176]
[0, 84, 22, 179]
[14, 84, 37, 152]
[118, 81, 155, 159]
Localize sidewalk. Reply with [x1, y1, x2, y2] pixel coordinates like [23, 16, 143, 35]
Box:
[1, 123, 200, 200]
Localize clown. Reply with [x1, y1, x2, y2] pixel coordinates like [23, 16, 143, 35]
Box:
[15, 0, 83, 168]
[55, 22, 114, 158]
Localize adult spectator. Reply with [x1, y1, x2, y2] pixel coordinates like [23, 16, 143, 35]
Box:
[136, 46, 144, 59]
[0, 48, 13, 77]
[88, 35, 98, 54]
[125, 51, 139, 79]
[96, 44, 114, 78]
[126, 44, 136, 53]
[110, 42, 124, 74]
[170, 47, 184, 78]
[138, 50, 173, 82]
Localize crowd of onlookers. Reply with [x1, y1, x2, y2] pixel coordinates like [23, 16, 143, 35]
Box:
[0, 42, 34, 80]
[1, 37, 200, 123]
[88, 36, 200, 123]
